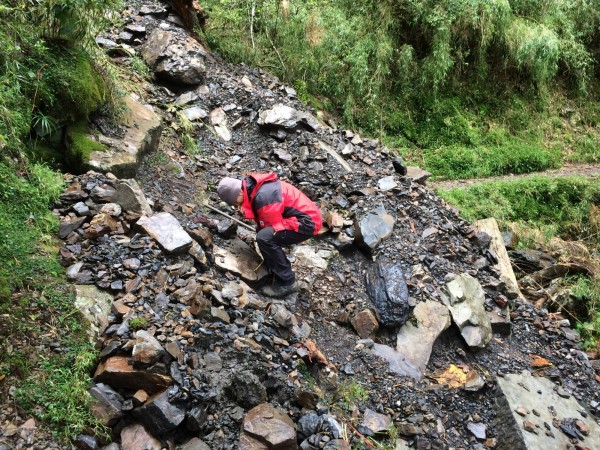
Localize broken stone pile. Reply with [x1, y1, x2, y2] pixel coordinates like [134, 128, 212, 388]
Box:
[38, 0, 600, 449]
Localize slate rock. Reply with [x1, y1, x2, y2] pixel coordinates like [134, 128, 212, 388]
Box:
[365, 258, 411, 328]
[89, 383, 124, 426]
[138, 212, 193, 254]
[229, 371, 267, 408]
[394, 300, 451, 379]
[350, 309, 379, 338]
[112, 178, 152, 216]
[132, 330, 166, 367]
[257, 103, 320, 131]
[495, 373, 600, 450]
[354, 204, 395, 253]
[441, 274, 492, 348]
[141, 29, 206, 85]
[94, 356, 172, 395]
[133, 390, 185, 434]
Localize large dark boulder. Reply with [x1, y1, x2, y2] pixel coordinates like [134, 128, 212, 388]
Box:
[365, 259, 411, 328]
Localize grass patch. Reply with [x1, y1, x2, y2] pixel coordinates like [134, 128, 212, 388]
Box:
[571, 277, 600, 352]
[423, 141, 562, 180]
[436, 176, 600, 242]
[0, 159, 106, 442]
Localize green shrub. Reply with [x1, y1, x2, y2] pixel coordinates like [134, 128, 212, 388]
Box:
[129, 317, 148, 330]
[437, 176, 600, 242]
[424, 141, 561, 180]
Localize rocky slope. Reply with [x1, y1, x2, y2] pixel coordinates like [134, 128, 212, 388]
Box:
[2, 1, 600, 449]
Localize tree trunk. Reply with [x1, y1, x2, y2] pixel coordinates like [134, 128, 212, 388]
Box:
[168, 0, 208, 42]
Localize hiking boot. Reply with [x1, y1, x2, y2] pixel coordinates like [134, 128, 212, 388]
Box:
[261, 280, 298, 298]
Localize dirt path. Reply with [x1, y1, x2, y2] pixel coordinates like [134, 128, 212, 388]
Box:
[430, 162, 600, 190]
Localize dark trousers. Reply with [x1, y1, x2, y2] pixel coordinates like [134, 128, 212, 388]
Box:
[255, 226, 312, 284]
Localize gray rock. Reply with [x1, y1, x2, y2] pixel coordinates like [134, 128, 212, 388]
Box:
[292, 245, 337, 271]
[112, 179, 152, 216]
[142, 29, 207, 85]
[441, 274, 492, 348]
[73, 285, 113, 342]
[495, 373, 600, 449]
[377, 176, 398, 192]
[230, 371, 267, 408]
[174, 91, 199, 106]
[133, 390, 185, 434]
[86, 96, 161, 178]
[214, 238, 269, 282]
[467, 422, 486, 440]
[257, 103, 321, 131]
[120, 424, 161, 450]
[354, 204, 395, 253]
[406, 166, 431, 184]
[132, 330, 166, 367]
[138, 212, 193, 254]
[360, 409, 392, 434]
[59, 216, 87, 239]
[365, 258, 411, 328]
[89, 383, 124, 426]
[181, 106, 208, 121]
[393, 301, 451, 379]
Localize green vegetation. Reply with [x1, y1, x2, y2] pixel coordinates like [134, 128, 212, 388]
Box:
[571, 277, 600, 352]
[202, 0, 600, 179]
[0, 160, 107, 440]
[437, 176, 600, 242]
[129, 317, 148, 330]
[66, 121, 107, 169]
[0, 0, 120, 443]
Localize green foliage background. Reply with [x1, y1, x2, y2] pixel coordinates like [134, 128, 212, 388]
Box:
[202, 0, 600, 177]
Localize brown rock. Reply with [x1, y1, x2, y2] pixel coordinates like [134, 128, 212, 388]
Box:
[133, 390, 148, 406]
[93, 356, 172, 395]
[350, 309, 379, 338]
[240, 403, 297, 450]
[523, 419, 538, 434]
[120, 424, 161, 450]
[188, 227, 213, 248]
[85, 213, 118, 238]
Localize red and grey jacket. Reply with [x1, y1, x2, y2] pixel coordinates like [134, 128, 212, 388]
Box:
[240, 173, 322, 235]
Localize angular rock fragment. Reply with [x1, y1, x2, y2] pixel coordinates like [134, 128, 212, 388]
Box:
[365, 258, 411, 328]
[94, 356, 172, 395]
[441, 274, 492, 348]
[257, 103, 320, 131]
[132, 330, 166, 367]
[142, 29, 206, 85]
[133, 390, 185, 434]
[89, 383, 124, 426]
[113, 178, 152, 216]
[73, 285, 113, 342]
[394, 301, 451, 379]
[120, 424, 162, 450]
[239, 403, 297, 450]
[354, 204, 395, 253]
[214, 238, 269, 281]
[350, 309, 379, 338]
[138, 212, 193, 254]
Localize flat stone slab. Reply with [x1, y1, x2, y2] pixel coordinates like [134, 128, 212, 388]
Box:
[292, 245, 337, 271]
[138, 212, 192, 254]
[214, 238, 269, 282]
[495, 373, 600, 450]
[395, 301, 451, 379]
[87, 96, 161, 178]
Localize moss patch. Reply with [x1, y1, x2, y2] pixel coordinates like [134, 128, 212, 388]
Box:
[65, 121, 106, 170]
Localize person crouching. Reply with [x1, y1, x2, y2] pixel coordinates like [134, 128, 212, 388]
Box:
[217, 173, 322, 298]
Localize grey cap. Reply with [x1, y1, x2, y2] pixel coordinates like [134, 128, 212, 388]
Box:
[217, 177, 242, 206]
